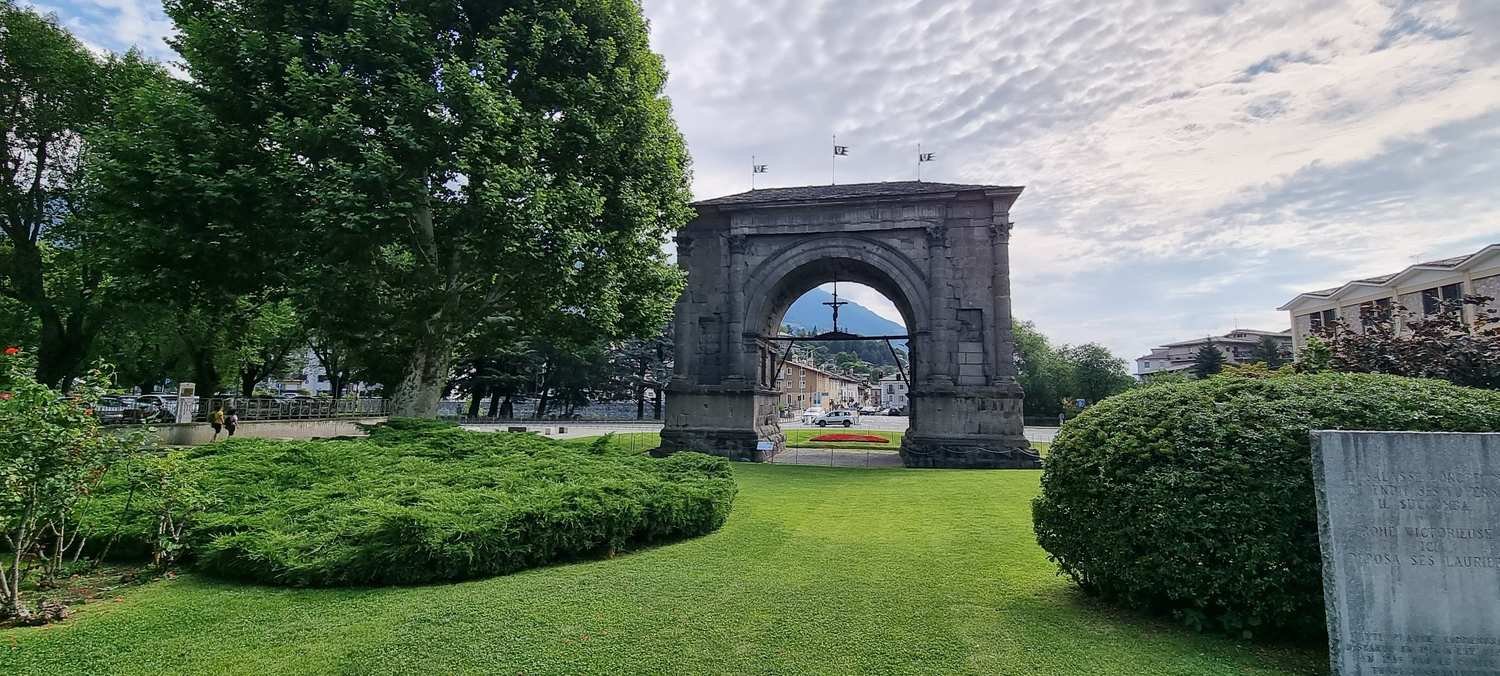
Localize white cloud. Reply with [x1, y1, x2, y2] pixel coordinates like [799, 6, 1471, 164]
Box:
[35, 0, 1500, 363]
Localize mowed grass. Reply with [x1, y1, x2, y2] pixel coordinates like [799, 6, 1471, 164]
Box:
[785, 427, 903, 449]
[568, 431, 1051, 457]
[1, 464, 1321, 675]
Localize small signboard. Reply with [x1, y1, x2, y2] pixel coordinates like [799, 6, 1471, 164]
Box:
[175, 382, 197, 424]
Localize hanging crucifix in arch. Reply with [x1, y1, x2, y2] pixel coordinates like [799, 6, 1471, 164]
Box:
[823, 276, 850, 334]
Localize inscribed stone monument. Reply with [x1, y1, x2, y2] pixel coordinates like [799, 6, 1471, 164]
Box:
[1313, 431, 1500, 676]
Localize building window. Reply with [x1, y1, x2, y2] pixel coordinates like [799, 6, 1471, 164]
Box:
[1421, 283, 1463, 316]
[1309, 309, 1337, 331]
[1360, 298, 1393, 329]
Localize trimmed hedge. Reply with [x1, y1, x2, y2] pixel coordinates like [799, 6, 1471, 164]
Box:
[79, 420, 736, 586]
[1031, 373, 1500, 638]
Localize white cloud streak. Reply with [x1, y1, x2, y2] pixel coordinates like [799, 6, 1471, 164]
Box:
[35, 0, 1500, 363]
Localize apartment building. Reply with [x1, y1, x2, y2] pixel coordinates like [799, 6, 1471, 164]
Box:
[776, 360, 864, 411]
[1279, 244, 1500, 354]
[1135, 329, 1292, 379]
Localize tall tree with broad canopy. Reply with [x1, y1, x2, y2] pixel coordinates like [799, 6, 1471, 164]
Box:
[156, 0, 692, 416]
[0, 3, 158, 388]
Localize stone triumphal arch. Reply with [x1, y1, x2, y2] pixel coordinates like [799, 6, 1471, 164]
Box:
[658, 182, 1039, 469]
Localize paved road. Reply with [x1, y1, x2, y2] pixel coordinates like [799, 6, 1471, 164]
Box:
[464, 417, 1060, 444]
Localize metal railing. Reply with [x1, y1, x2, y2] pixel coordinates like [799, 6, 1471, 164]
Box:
[193, 397, 388, 422]
[96, 397, 388, 424]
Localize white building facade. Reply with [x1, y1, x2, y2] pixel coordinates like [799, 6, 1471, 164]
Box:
[1279, 244, 1500, 354]
[878, 375, 909, 411]
[1135, 330, 1293, 379]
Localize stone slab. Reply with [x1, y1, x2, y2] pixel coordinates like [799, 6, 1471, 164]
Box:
[1312, 431, 1500, 676]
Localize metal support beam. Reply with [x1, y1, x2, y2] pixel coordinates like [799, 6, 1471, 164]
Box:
[885, 338, 909, 384]
[771, 339, 797, 385]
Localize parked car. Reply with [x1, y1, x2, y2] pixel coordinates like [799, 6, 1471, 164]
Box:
[812, 410, 858, 427]
[800, 407, 824, 424]
[95, 396, 136, 424]
[883, 407, 905, 416]
[859, 406, 879, 415]
[128, 395, 178, 423]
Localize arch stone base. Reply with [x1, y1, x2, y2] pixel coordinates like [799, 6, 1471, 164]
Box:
[900, 385, 1040, 469]
[657, 181, 1038, 469]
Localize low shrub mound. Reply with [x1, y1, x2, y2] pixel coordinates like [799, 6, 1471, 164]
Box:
[80, 421, 736, 586]
[1032, 372, 1500, 638]
[807, 433, 890, 444]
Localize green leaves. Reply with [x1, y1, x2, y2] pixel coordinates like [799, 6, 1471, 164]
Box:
[131, 0, 693, 413]
[80, 420, 735, 586]
[1032, 372, 1500, 639]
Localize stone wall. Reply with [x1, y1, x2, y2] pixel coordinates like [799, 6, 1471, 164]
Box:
[142, 417, 387, 446]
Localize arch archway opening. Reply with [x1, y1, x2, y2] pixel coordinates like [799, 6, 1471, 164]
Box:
[765, 276, 914, 437]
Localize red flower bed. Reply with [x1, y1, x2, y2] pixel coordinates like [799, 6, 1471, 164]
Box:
[808, 433, 890, 444]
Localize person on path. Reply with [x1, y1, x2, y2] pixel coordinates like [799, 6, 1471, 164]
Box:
[225, 409, 239, 437]
[210, 406, 226, 440]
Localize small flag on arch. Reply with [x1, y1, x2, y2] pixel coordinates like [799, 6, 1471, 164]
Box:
[833, 145, 849, 156]
[919, 152, 936, 162]
[753, 164, 768, 173]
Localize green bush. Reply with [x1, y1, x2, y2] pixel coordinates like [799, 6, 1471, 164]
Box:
[1031, 372, 1500, 638]
[80, 422, 736, 586]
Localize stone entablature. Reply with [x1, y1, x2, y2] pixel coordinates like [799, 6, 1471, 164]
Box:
[1280, 244, 1500, 354]
[658, 181, 1038, 468]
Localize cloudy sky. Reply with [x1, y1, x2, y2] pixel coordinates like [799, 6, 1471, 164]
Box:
[36, 0, 1500, 366]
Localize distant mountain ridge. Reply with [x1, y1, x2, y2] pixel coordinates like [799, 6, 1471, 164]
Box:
[782, 289, 906, 337]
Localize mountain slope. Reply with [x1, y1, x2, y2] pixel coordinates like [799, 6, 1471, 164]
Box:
[782, 289, 906, 337]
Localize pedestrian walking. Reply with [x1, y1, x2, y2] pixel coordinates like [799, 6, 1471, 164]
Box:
[226, 408, 239, 437]
[211, 405, 226, 440]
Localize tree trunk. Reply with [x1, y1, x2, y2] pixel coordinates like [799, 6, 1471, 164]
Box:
[35, 315, 91, 392]
[636, 357, 646, 420]
[467, 387, 484, 418]
[192, 349, 221, 397]
[535, 391, 550, 420]
[389, 338, 452, 418]
[487, 392, 502, 418]
[652, 386, 663, 419]
[239, 368, 260, 397]
[498, 395, 512, 418]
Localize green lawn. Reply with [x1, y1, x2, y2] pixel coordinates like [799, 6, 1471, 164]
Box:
[566, 430, 1051, 456]
[785, 427, 902, 449]
[1, 464, 1321, 675]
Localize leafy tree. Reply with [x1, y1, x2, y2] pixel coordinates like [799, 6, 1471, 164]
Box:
[144, 0, 692, 417]
[1295, 335, 1333, 374]
[1250, 335, 1288, 369]
[1061, 343, 1135, 405]
[0, 4, 156, 388]
[1317, 295, 1499, 389]
[615, 328, 672, 420]
[1192, 340, 1225, 379]
[0, 345, 141, 622]
[307, 328, 359, 400]
[230, 300, 305, 396]
[1013, 320, 1071, 417]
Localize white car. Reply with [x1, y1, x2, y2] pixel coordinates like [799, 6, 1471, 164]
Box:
[812, 410, 858, 428]
[800, 407, 824, 424]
